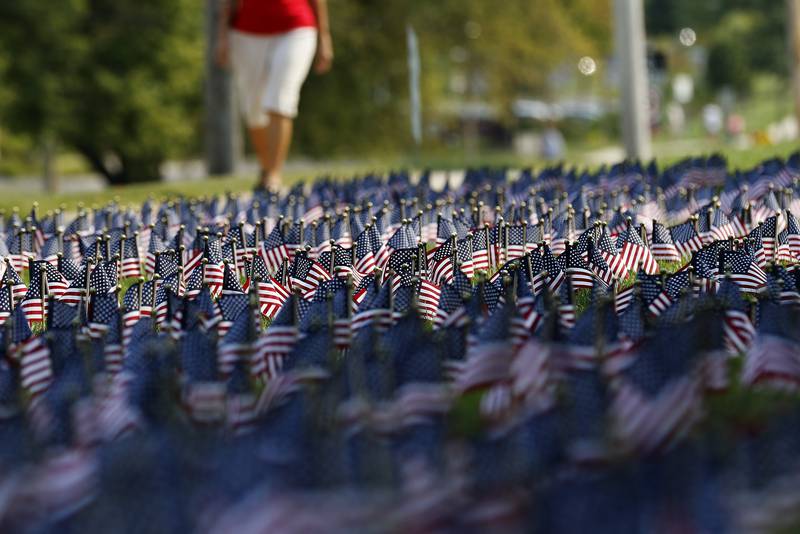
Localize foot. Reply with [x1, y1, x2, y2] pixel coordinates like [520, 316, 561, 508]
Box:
[265, 172, 282, 192]
[253, 169, 269, 196]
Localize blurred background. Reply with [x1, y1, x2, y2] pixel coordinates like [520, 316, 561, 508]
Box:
[0, 0, 798, 197]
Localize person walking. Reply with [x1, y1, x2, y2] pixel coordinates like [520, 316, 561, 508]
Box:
[216, 0, 332, 191]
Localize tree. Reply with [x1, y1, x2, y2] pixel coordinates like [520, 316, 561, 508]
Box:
[645, 0, 788, 94]
[294, 0, 611, 156]
[0, 0, 203, 184]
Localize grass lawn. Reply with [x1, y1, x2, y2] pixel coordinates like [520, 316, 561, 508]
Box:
[0, 140, 797, 214]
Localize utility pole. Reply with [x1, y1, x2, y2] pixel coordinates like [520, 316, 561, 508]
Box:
[406, 25, 422, 149]
[205, 0, 237, 176]
[788, 0, 800, 127]
[614, 0, 652, 161]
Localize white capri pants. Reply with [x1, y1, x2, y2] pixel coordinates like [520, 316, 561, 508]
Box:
[230, 27, 317, 127]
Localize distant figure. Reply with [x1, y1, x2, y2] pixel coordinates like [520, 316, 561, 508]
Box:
[540, 122, 566, 161]
[217, 0, 333, 191]
[666, 101, 685, 135]
[702, 104, 723, 137]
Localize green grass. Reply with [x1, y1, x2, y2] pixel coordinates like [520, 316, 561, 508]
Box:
[3, 138, 798, 214]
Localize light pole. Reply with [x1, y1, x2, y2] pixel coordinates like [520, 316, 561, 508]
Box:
[205, 0, 238, 176]
[788, 0, 800, 129]
[613, 0, 652, 161]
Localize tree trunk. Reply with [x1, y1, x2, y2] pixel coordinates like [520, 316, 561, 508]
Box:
[41, 136, 59, 194]
[789, 0, 800, 129]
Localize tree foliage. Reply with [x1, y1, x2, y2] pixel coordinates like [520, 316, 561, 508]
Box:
[0, 0, 203, 184]
[295, 0, 610, 156]
[645, 0, 788, 93]
[1, 0, 610, 174]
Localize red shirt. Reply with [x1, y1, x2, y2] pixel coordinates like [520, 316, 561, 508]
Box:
[232, 0, 317, 35]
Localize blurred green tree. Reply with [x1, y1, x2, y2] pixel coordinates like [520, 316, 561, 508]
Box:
[645, 0, 788, 94]
[295, 0, 610, 156]
[1, 0, 610, 171]
[0, 0, 203, 184]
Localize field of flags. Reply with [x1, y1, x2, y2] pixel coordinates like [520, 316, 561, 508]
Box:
[1, 153, 800, 532]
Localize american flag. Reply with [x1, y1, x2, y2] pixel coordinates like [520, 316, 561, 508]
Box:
[742, 330, 800, 390]
[353, 224, 380, 275]
[561, 243, 596, 290]
[289, 251, 329, 296]
[594, 224, 627, 278]
[506, 225, 527, 260]
[20, 263, 48, 323]
[253, 302, 299, 380]
[0, 284, 13, 321]
[775, 210, 800, 261]
[331, 215, 353, 249]
[417, 279, 441, 321]
[717, 281, 756, 354]
[760, 215, 778, 259]
[637, 272, 672, 316]
[89, 260, 116, 295]
[670, 220, 704, 257]
[121, 235, 142, 278]
[229, 223, 251, 268]
[387, 247, 418, 279]
[471, 227, 491, 273]
[616, 222, 658, 275]
[144, 231, 167, 274]
[259, 224, 290, 274]
[219, 311, 255, 376]
[650, 220, 681, 262]
[203, 236, 226, 292]
[705, 207, 736, 242]
[614, 284, 635, 314]
[453, 314, 515, 393]
[121, 281, 142, 327]
[221, 262, 245, 295]
[541, 244, 565, 292]
[39, 235, 61, 265]
[427, 238, 455, 285]
[375, 223, 416, 273]
[586, 239, 614, 287]
[3, 155, 800, 531]
[57, 253, 82, 282]
[89, 292, 119, 338]
[436, 216, 457, 245]
[258, 277, 290, 320]
[719, 249, 767, 293]
[456, 236, 474, 278]
[352, 277, 392, 331]
[10, 309, 53, 397]
[2, 259, 27, 301]
[746, 224, 767, 267]
[225, 360, 257, 434]
[317, 243, 354, 280]
[184, 265, 204, 299]
[609, 334, 702, 454]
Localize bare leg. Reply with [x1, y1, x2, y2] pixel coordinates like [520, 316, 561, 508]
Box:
[247, 126, 271, 186]
[264, 111, 293, 190]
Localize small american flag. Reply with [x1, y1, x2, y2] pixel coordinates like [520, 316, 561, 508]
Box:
[670, 220, 703, 257]
[616, 223, 658, 275]
[650, 220, 681, 262]
[760, 215, 778, 258]
[121, 235, 142, 278]
[2, 260, 27, 301]
[719, 249, 767, 293]
[259, 224, 290, 274]
[562, 243, 596, 290]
